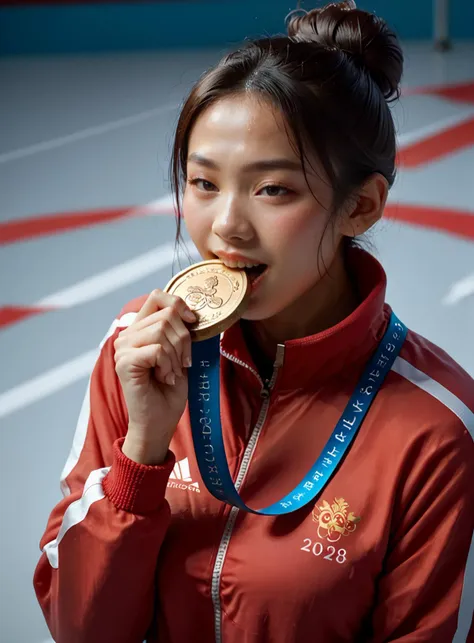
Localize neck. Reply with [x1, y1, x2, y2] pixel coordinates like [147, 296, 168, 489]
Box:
[242, 249, 359, 374]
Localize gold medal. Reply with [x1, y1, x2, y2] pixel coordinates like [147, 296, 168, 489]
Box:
[164, 260, 251, 341]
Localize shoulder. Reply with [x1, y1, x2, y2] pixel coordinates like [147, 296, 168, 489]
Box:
[99, 294, 149, 349]
[380, 327, 474, 515]
[390, 326, 474, 448]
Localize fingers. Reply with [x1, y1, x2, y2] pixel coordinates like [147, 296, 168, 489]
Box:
[134, 289, 196, 325]
[132, 290, 195, 369]
[115, 344, 175, 386]
[115, 290, 196, 387]
[129, 323, 184, 379]
[118, 309, 193, 373]
[153, 343, 178, 386]
[135, 309, 193, 368]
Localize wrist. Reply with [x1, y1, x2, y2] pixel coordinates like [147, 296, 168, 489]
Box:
[122, 433, 170, 466]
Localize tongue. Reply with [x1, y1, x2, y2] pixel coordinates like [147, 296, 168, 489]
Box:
[245, 265, 266, 283]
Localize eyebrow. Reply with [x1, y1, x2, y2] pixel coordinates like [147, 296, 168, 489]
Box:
[187, 153, 303, 173]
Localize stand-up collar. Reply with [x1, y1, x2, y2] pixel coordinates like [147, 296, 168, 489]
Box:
[220, 248, 390, 391]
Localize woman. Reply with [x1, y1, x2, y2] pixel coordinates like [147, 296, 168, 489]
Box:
[34, 2, 474, 642]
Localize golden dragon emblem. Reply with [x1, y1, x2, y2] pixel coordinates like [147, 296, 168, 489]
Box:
[312, 497, 361, 543]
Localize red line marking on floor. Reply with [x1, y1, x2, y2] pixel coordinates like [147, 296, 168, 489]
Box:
[2, 204, 471, 331]
[432, 81, 474, 105]
[3, 85, 473, 249]
[0, 305, 56, 330]
[403, 80, 474, 104]
[0, 205, 174, 246]
[385, 203, 474, 241]
[397, 116, 474, 168]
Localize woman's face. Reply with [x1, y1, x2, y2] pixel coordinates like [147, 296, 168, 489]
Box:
[183, 94, 345, 322]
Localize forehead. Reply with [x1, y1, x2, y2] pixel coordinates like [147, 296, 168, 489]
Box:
[187, 94, 298, 159]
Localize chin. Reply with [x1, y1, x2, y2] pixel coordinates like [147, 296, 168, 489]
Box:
[240, 300, 285, 323]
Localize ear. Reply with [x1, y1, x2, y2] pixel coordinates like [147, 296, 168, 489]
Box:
[339, 173, 389, 238]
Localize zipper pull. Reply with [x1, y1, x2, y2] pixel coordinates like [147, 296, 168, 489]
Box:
[260, 345, 285, 398]
[275, 344, 285, 369]
[260, 380, 271, 398]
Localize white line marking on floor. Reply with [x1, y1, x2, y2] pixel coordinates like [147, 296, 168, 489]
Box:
[443, 273, 474, 305]
[0, 243, 200, 418]
[396, 108, 474, 149]
[7, 107, 472, 417]
[38, 242, 176, 308]
[143, 195, 175, 214]
[0, 103, 177, 164]
[34, 195, 178, 309]
[0, 350, 97, 419]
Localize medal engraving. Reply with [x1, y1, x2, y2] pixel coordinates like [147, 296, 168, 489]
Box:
[186, 276, 226, 311]
[164, 260, 250, 341]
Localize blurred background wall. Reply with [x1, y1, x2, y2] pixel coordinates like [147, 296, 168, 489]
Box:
[1, 0, 474, 56]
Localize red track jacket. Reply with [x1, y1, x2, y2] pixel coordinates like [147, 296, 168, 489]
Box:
[34, 249, 474, 643]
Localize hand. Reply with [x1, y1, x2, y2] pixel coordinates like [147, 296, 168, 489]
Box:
[114, 290, 196, 464]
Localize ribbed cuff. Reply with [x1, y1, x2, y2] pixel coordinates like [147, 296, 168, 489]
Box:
[103, 437, 176, 515]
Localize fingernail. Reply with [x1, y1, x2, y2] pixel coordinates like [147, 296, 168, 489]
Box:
[184, 357, 192, 368]
[184, 310, 196, 322]
[166, 373, 176, 386]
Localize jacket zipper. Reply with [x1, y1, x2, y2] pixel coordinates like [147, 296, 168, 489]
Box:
[219, 348, 263, 388]
[211, 344, 285, 643]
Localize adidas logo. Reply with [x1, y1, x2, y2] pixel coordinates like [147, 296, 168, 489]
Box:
[168, 457, 201, 493]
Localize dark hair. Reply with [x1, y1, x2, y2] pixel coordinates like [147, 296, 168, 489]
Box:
[171, 0, 403, 257]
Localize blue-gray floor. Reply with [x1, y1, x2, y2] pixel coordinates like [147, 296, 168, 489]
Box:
[1, 43, 473, 643]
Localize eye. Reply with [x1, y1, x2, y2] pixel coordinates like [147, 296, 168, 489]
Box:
[188, 178, 217, 192]
[259, 184, 291, 197]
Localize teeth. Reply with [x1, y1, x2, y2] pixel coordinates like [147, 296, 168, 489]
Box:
[221, 259, 261, 269]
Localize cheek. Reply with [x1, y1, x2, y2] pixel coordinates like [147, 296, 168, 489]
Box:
[266, 208, 329, 259]
[182, 192, 210, 247]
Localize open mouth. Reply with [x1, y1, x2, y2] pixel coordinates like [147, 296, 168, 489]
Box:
[244, 263, 266, 280]
[244, 264, 268, 286]
[211, 254, 268, 287]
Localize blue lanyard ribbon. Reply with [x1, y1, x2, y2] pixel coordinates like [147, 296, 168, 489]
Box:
[188, 312, 407, 515]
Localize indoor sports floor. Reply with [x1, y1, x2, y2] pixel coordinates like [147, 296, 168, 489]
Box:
[1, 42, 473, 643]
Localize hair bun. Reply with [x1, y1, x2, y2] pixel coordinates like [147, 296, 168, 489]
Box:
[287, 1, 403, 100]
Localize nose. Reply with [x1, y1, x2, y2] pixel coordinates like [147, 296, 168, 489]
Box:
[211, 195, 254, 244]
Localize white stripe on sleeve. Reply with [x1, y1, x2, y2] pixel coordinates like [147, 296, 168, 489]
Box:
[392, 357, 474, 437]
[453, 530, 474, 643]
[60, 312, 137, 496]
[44, 466, 111, 569]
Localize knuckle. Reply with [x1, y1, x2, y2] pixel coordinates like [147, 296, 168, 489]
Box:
[177, 334, 188, 350]
[115, 358, 125, 377]
[170, 298, 182, 313]
[165, 301, 177, 315]
[113, 342, 124, 360]
[180, 325, 191, 339]
[172, 344, 182, 361]
[161, 308, 175, 323]
[179, 327, 191, 344]
[156, 345, 169, 367]
[155, 319, 166, 336]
